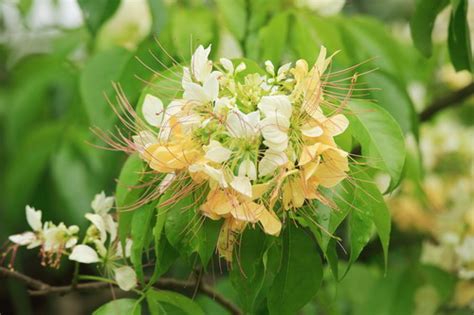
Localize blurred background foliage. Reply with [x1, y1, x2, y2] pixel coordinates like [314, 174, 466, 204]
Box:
[0, 0, 472, 314]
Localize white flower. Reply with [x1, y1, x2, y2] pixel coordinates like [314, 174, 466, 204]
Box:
[190, 45, 213, 83]
[69, 244, 101, 264]
[265, 60, 275, 76]
[226, 109, 260, 138]
[238, 159, 257, 180]
[91, 192, 114, 215]
[456, 237, 474, 263]
[205, 140, 232, 163]
[9, 232, 37, 247]
[259, 149, 288, 177]
[132, 130, 156, 152]
[258, 95, 292, 151]
[189, 164, 228, 188]
[220, 58, 234, 74]
[26, 205, 42, 232]
[230, 176, 252, 197]
[183, 71, 220, 103]
[43, 223, 79, 252]
[114, 266, 137, 291]
[235, 62, 246, 73]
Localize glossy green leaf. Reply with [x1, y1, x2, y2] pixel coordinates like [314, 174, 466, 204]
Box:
[348, 100, 406, 191]
[268, 224, 323, 315]
[364, 71, 418, 135]
[230, 228, 268, 313]
[78, 0, 121, 36]
[215, 0, 247, 40]
[146, 290, 205, 315]
[448, 0, 473, 71]
[131, 201, 157, 283]
[410, 0, 449, 57]
[116, 154, 145, 246]
[259, 12, 289, 64]
[347, 166, 391, 271]
[93, 298, 140, 315]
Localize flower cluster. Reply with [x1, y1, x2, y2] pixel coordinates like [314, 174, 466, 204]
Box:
[4, 192, 137, 291]
[115, 45, 351, 260]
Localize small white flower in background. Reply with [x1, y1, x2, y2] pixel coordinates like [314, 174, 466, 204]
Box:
[114, 266, 138, 291]
[295, 0, 346, 16]
[42, 223, 79, 253]
[91, 192, 114, 215]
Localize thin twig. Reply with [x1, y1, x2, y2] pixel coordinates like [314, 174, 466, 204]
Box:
[0, 266, 242, 315]
[420, 82, 474, 122]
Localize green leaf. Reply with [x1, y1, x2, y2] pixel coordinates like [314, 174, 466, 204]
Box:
[215, 0, 247, 40]
[268, 224, 323, 315]
[80, 47, 132, 131]
[146, 290, 205, 315]
[230, 228, 268, 313]
[4, 122, 65, 214]
[196, 219, 222, 267]
[364, 71, 418, 135]
[171, 8, 216, 60]
[448, 0, 473, 71]
[347, 166, 391, 272]
[116, 154, 145, 246]
[348, 100, 406, 192]
[259, 12, 289, 64]
[78, 0, 121, 36]
[163, 193, 196, 255]
[93, 298, 140, 315]
[148, 0, 168, 35]
[131, 201, 157, 283]
[410, 0, 450, 57]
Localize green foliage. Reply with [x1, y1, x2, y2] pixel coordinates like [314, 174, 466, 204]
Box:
[268, 224, 323, 315]
[348, 100, 406, 191]
[146, 290, 205, 315]
[78, 0, 121, 36]
[448, 0, 473, 71]
[93, 298, 141, 315]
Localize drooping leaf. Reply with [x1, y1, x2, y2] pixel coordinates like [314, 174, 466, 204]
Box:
[229, 228, 268, 313]
[146, 290, 205, 315]
[348, 100, 406, 192]
[268, 224, 323, 315]
[410, 0, 450, 57]
[448, 0, 473, 71]
[78, 0, 121, 36]
[93, 298, 140, 315]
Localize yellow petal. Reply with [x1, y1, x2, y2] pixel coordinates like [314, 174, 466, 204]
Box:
[258, 209, 282, 236]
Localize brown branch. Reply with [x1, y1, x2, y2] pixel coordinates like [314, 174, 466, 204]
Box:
[0, 266, 242, 315]
[420, 82, 474, 122]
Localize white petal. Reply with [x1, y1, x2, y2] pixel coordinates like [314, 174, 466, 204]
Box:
[114, 266, 137, 291]
[85, 213, 107, 243]
[205, 140, 232, 163]
[183, 81, 209, 103]
[9, 232, 36, 246]
[69, 245, 100, 264]
[238, 159, 257, 180]
[301, 125, 324, 137]
[191, 45, 212, 82]
[235, 62, 246, 73]
[258, 150, 288, 177]
[104, 214, 117, 242]
[220, 58, 234, 73]
[230, 176, 252, 197]
[158, 173, 176, 194]
[142, 94, 164, 127]
[265, 60, 275, 75]
[203, 72, 220, 101]
[258, 95, 292, 119]
[26, 206, 42, 232]
[132, 130, 156, 152]
[91, 191, 114, 215]
[203, 165, 228, 188]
